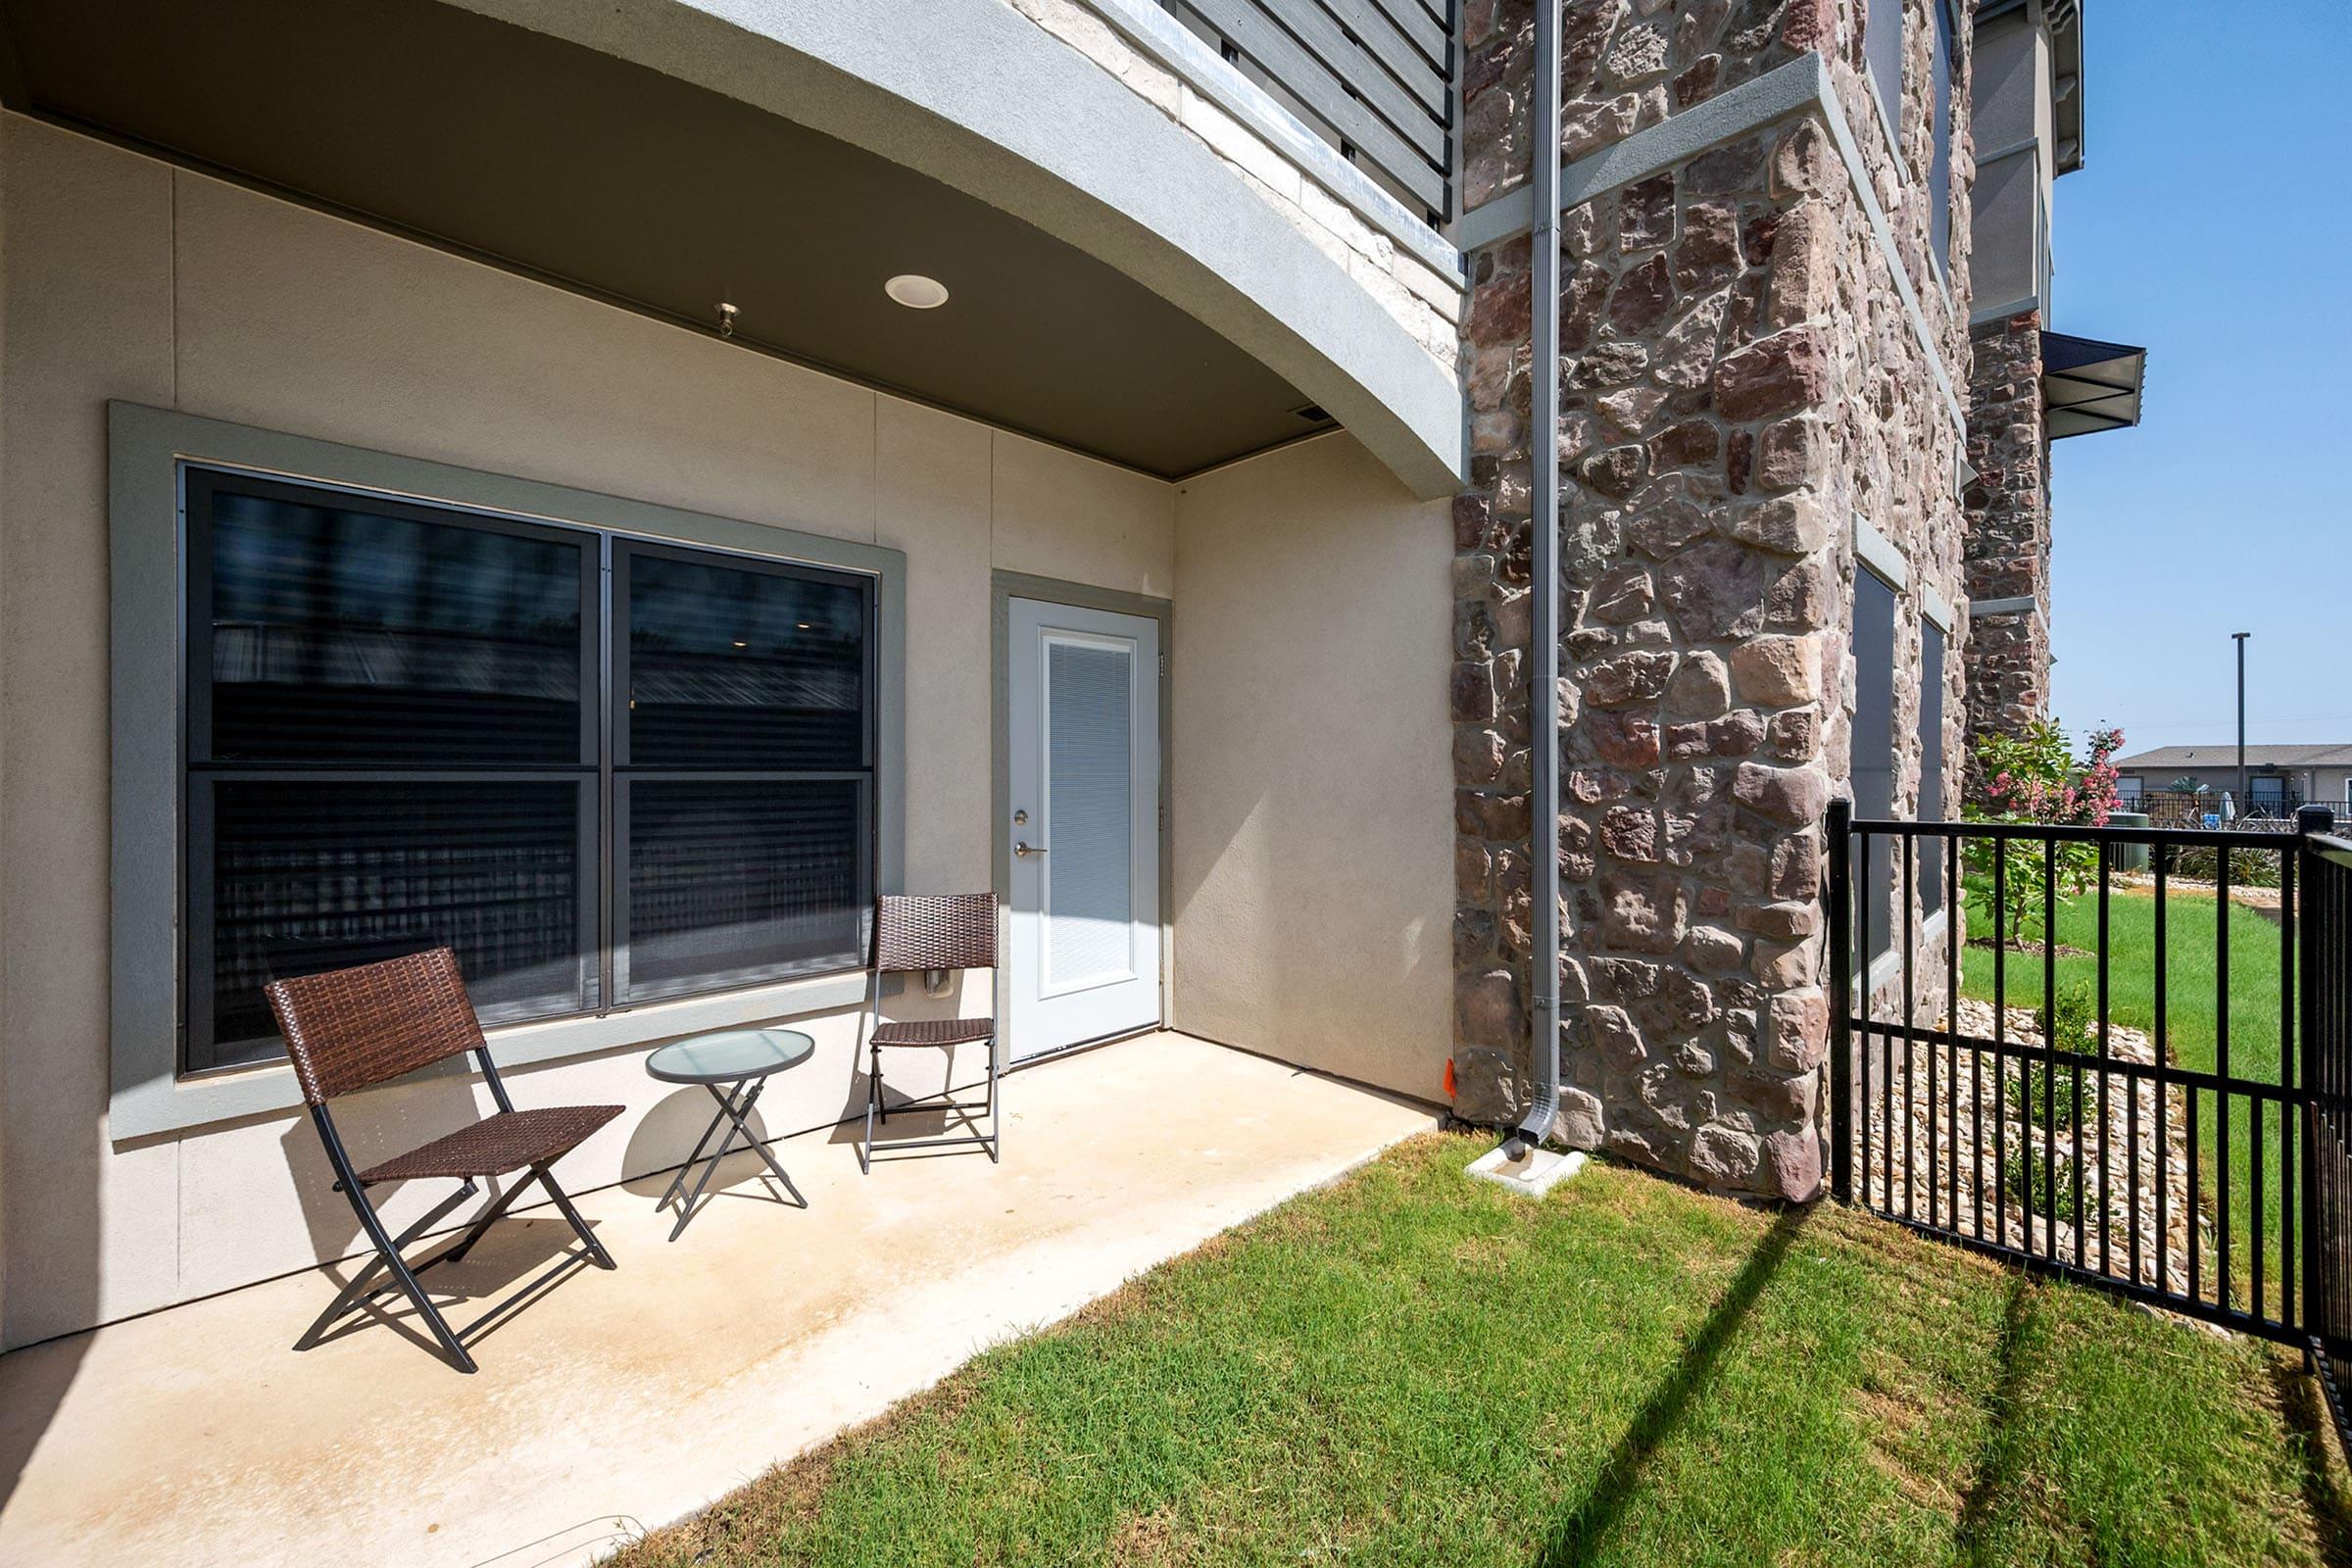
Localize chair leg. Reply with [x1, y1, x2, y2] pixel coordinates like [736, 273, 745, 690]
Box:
[331, 1183, 477, 1373]
[299, 1181, 477, 1346]
[859, 1043, 880, 1174]
[986, 1046, 1003, 1164]
[531, 1164, 616, 1269]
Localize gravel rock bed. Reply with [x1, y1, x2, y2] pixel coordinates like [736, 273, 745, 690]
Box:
[1853, 998, 2204, 1298]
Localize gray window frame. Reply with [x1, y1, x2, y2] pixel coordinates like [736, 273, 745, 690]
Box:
[110, 403, 905, 1139]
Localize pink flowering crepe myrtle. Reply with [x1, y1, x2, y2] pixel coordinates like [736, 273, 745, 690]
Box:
[1963, 722, 2127, 946]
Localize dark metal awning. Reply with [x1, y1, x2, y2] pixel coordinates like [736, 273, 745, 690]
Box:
[2041, 330, 2146, 440]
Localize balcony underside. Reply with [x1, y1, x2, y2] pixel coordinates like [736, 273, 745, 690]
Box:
[0, 0, 1462, 491]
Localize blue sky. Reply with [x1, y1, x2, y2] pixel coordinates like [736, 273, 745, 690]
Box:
[2042, 2, 2349, 756]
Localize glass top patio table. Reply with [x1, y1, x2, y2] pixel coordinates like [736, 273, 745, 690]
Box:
[645, 1028, 814, 1239]
[645, 1028, 813, 1086]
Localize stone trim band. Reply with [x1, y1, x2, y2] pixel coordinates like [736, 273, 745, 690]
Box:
[1452, 50, 1968, 442]
[1967, 595, 2040, 618]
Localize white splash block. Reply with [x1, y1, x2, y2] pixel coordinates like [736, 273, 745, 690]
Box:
[1464, 1142, 1587, 1198]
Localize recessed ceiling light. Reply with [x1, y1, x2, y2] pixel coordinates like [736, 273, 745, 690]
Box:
[884, 273, 950, 310]
[732, 640, 748, 648]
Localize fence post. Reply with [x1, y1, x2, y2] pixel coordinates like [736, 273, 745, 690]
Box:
[1828, 797, 1854, 1204]
[2299, 804, 2333, 1337]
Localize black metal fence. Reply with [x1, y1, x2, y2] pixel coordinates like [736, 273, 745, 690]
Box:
[1828, 801, 2352, 1375]
[2305, 824, 2352, 1409]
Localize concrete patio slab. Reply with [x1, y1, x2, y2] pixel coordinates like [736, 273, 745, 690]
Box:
[0, 1032, 1434, 1567]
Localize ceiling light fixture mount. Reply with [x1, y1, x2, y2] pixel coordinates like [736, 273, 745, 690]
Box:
[884, 273, 950, 310]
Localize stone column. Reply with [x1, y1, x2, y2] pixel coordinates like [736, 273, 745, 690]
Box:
[1961, 311, 2052, 779]
[1449, 1, 1851, 1201]
[1448, 1, 1974, 1203]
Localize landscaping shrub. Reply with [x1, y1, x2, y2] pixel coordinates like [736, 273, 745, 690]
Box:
[2005, 1146, 2083, 1224]
[1963, 722, 2125, 945]
[2041, 985, 2097, 1054]
[2007, 987, 2091, 1131]
[2160, 843, 2285, 889]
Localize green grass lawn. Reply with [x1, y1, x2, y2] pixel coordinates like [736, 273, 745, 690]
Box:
[1959, 882, 2293, 1316]
[611, 1134, 2344, 1568]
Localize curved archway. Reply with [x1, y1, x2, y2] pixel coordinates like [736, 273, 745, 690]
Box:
[446, 0, 1465, 497]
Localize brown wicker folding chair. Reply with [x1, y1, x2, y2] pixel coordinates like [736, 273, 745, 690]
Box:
[266, 948, 621, 1373]
[860, 894, 1003, 1172]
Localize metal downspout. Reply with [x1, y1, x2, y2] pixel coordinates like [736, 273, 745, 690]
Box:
[1503, 0, 1564, 1160]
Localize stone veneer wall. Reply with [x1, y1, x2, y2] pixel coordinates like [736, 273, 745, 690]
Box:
[1961, 309, 2052, 780]
[1005, 0, 1464, 367]
[1450, 0, 1971, 1200]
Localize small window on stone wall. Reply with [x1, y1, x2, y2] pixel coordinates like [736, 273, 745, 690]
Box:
[1852, 568, 1900, 966]
[1866, 0, 1905, 145]
[1919, 618, 1948, 910]
[1930, 0, 1955, 272]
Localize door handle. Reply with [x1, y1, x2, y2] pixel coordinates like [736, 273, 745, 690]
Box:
[1013, 841, 1048, 858]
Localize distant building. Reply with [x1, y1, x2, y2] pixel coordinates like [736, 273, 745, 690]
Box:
[2112, 745, 2352, 817]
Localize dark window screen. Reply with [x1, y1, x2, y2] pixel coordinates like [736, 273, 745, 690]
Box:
[1919, 618, 1948, 911]
[182, 469, 875, 1074]
[622, 779, 865, 996]
[1852, 569, 1899, 965]
[200, 778, 590, 1055]
[614, 542, 875, 1003]
[197, 473, 587, 765]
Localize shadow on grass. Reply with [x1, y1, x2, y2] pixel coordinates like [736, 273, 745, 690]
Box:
[1532, 1204, 1809, 1566]
[2270, 1354, 2352, 1565]
[1954, 1274, 2035, 1565]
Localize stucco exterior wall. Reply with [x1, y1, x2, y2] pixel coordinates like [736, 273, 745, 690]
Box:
[1168, 434, 1454, 1102]
[0, 116, 1186, 1348]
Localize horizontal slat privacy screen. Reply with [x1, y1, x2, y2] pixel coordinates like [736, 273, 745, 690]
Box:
[1162, 0, 1456, 221]
[183, 466, 877, 1072]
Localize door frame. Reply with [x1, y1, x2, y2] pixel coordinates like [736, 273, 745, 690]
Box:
[990, 571, 1173, 1069]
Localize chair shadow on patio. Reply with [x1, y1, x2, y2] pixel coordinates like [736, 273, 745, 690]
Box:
[291, 1192, 611, 1363]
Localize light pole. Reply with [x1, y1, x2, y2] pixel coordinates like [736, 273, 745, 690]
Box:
[2233, 631, 2250, 809]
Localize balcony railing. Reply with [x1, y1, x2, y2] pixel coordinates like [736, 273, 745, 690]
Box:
[1158, 0, 1456, 224]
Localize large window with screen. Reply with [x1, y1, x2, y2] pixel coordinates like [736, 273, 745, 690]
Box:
[182, 468, 875, 1072]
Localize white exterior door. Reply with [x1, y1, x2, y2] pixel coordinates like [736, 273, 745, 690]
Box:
[1004, 598, 1161, 1060]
